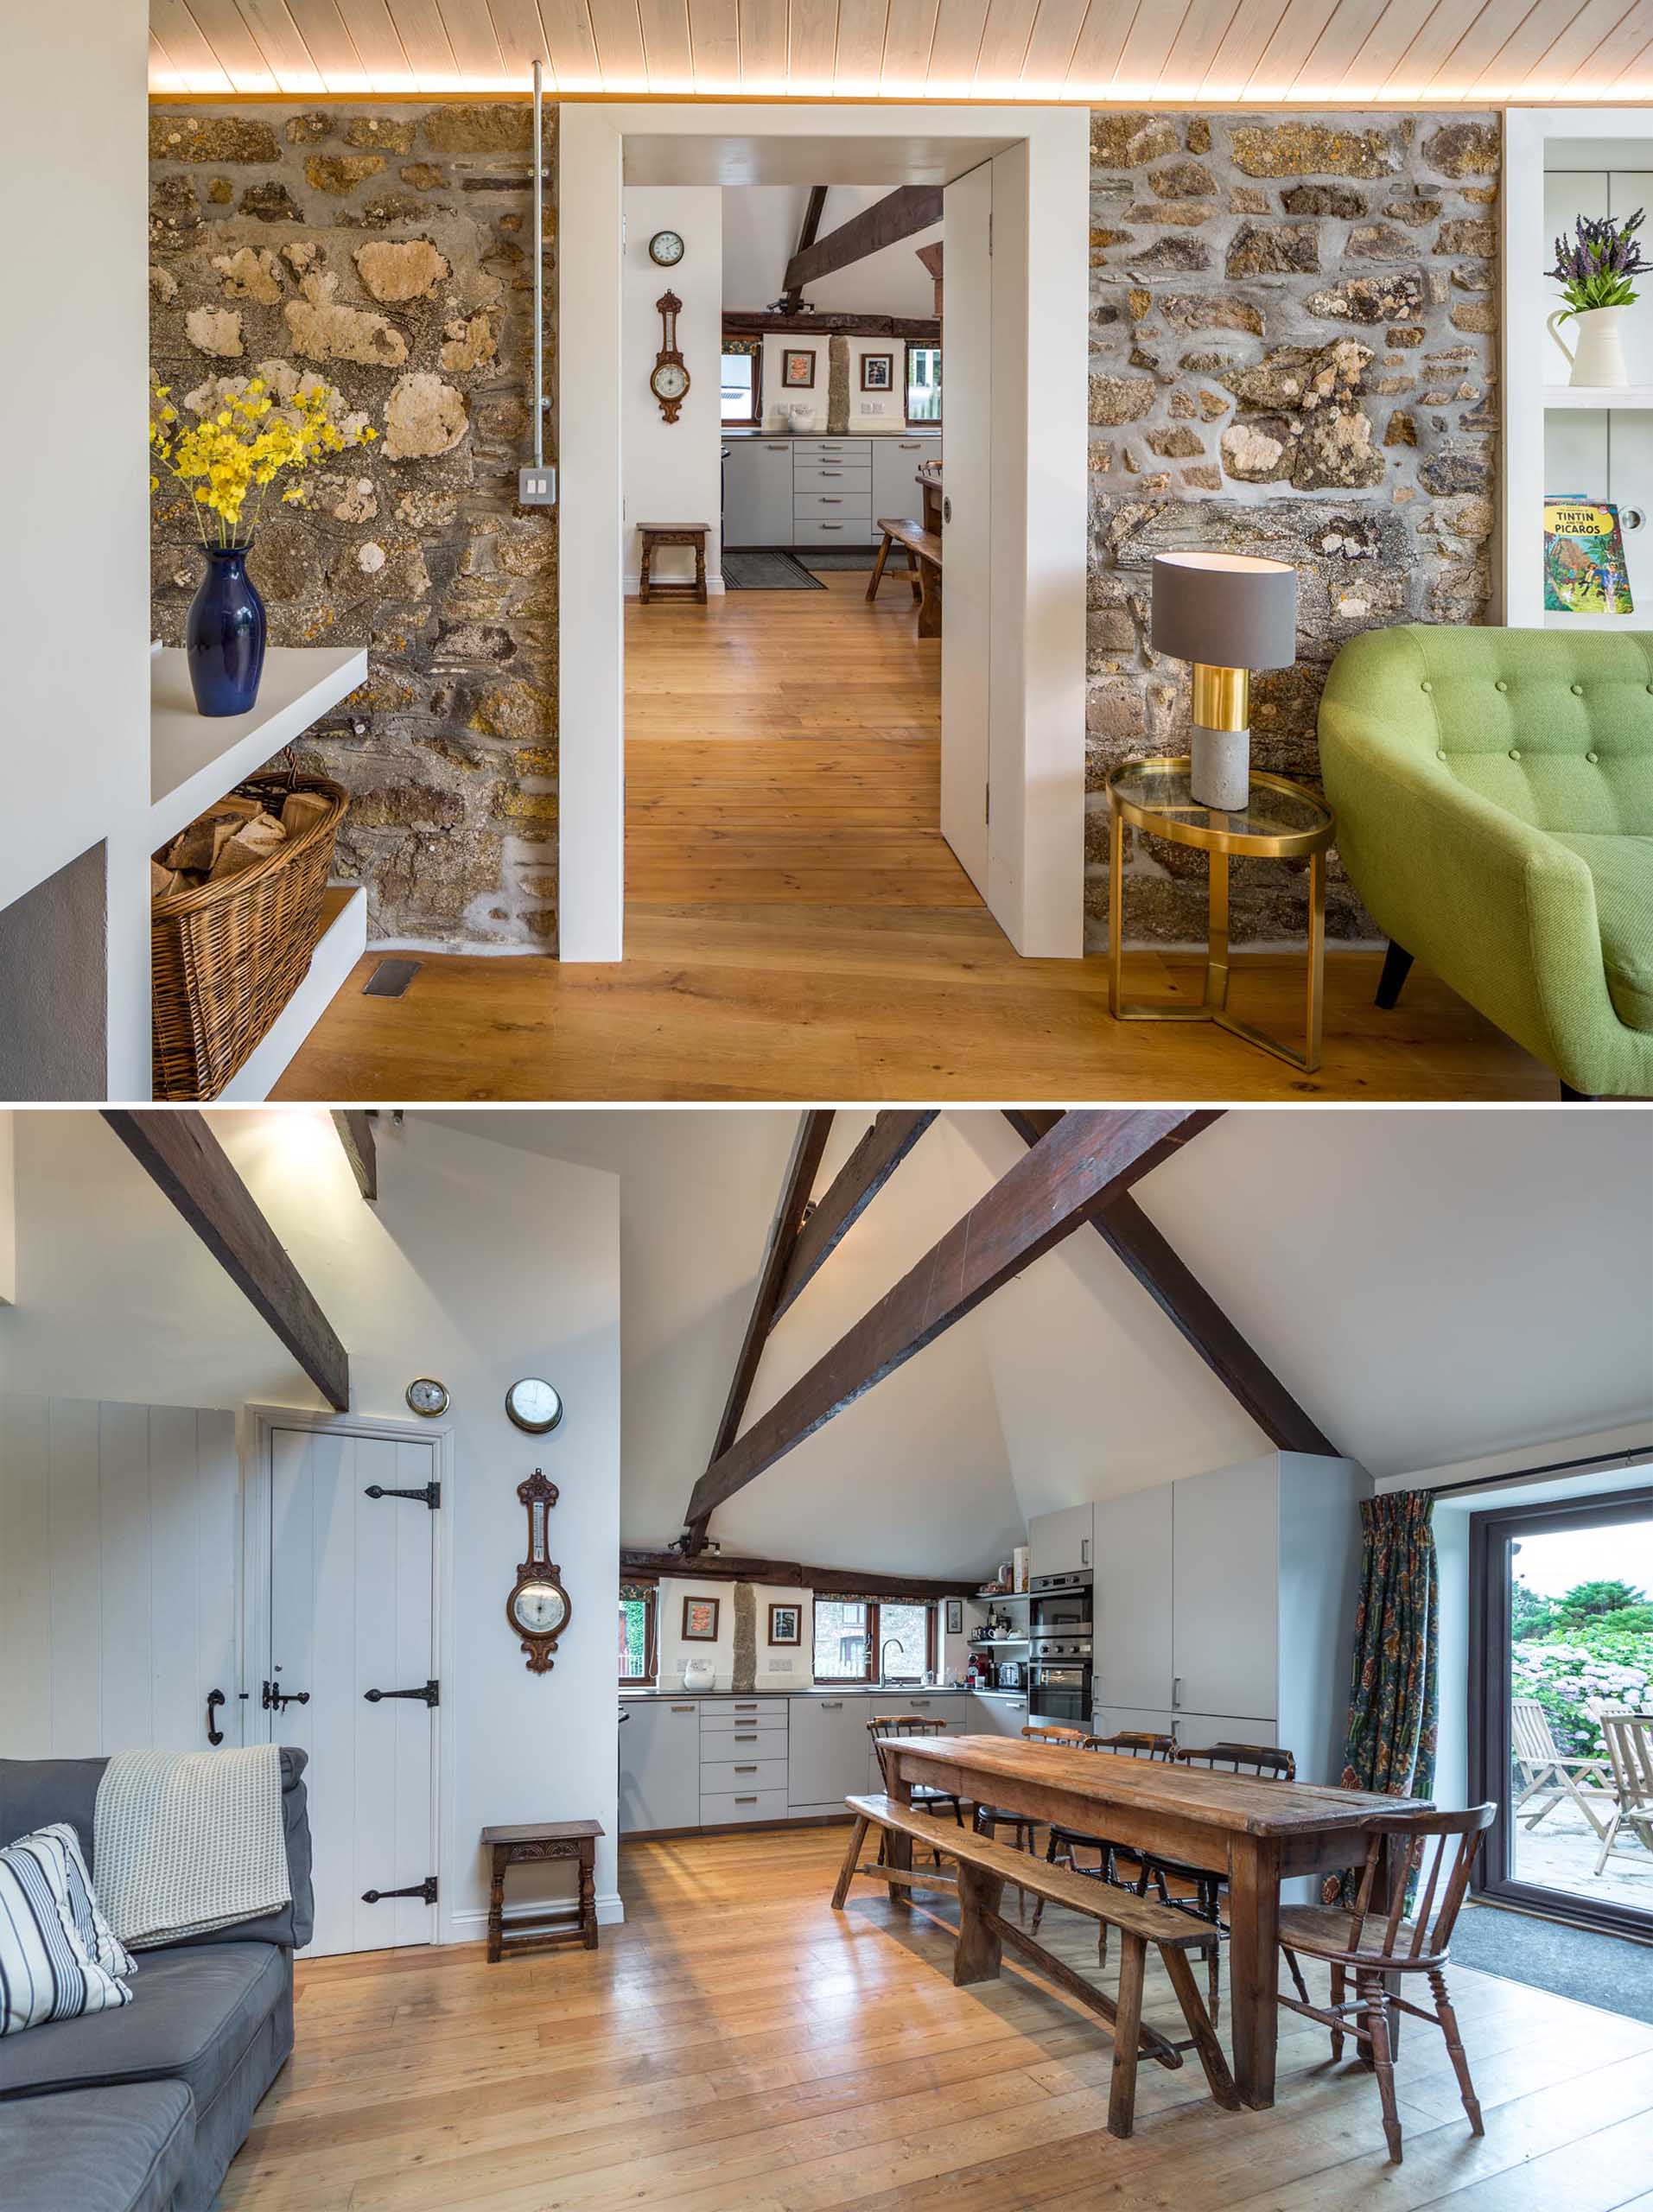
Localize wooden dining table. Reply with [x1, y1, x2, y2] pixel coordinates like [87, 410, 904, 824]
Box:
[882, 1733, 1431, 2112]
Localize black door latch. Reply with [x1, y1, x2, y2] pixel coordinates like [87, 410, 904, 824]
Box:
[364, 1680, 440, 1707]
[362, 1876, 438, 1905]
[261, 1681, 310, 1713]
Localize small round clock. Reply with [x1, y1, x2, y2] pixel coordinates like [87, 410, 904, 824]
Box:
[505, 1377, 563, 1434]
[648, 229, 685, 267]
[405, 1377, 449, 1418]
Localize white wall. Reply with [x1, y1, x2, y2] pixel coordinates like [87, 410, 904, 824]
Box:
[653, 1575, 815, 1691]
[1, 6, 149, 1097]
[0, 1110, 623, 1937]
[723, 187, 938, 318]
[623, 185, 723, 592]
[758, 333, 910, 433]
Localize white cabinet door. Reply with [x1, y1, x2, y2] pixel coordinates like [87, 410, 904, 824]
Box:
[722, 441, 792, 545]
[1095, 1484, 1173, 1711]
[1092, 1704, 1175, 1743]
[940, 161, 991, 897]
[789, 1694, 862, 1808]
[1172, 1713, 1277, 1754]
[1173, 1459, 1278, 1721]
[1028, 1503, 1094, 1580]
[619, 1699, 702, 1834]
[873, 436, 929, 524]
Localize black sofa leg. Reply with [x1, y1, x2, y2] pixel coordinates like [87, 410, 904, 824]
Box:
[1375, 940, 1414, 1010]
[1559, 1083, 1600, 1102]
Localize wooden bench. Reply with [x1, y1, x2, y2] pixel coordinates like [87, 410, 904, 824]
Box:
[868, 518, 943, 638]
[833, 1793, 1237, 2139]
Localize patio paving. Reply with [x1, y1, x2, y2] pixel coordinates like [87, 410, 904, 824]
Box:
[1512, 1792, 1653, 1916]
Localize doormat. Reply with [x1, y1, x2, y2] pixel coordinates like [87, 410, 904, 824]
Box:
[1451, 1899, 1653, 2023]
[722, 550, 824, 591]
[802, 548, 880, 570]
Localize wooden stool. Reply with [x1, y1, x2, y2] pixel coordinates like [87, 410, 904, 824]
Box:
[639, 524, 710, 604]
[480, 1818, 602, 1963]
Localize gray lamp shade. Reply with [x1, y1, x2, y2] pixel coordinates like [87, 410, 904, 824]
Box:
[1150, 551, 1297, 671]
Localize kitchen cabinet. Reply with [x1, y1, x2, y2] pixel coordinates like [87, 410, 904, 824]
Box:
[722, 439, 793, 547]
[872, 435, 931, 525]
[1028, 1503, 1093, 1579]
[1088, 1452, 1368, 1783]
[789, 1693, 868, 1813]
[618, 1699, 701, 1834]
[971, 1691, 1029, 1736]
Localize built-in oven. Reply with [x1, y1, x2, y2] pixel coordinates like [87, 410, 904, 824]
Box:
[1027, 1629, 1092, 1727]
[1030, 1568, 1092, 1638]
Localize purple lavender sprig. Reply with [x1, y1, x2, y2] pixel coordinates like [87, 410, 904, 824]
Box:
[1548, 208, 1646, 318]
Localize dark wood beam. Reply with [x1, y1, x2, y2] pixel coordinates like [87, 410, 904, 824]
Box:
[621, 1549, 966, 1603]
[683, 1109, 835, 1553]
[686, 1111, 1217, 1530]
[773, 1111, 936, 1324]
[723, 309, 940, 343]
[781, 183, 830, 308]
[331, 1111, 377, 1202]
[1002, 1110, 1339, 1458]
[784, 186, 944, 296]
[103, 1111, 350, 1411]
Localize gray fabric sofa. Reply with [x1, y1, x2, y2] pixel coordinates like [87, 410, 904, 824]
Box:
[0, 1751, 313, 2212]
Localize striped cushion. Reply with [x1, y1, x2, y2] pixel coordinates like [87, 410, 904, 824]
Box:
[37, 1822, 138, 1980]
[0, 1828, 133, 2037]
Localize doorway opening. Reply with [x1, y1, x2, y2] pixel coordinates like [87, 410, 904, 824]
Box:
[1471, 1485, 1653, 1941]
[557, 105, 1089, 969]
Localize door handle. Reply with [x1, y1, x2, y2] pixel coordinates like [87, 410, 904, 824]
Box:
[205, 1688, 226, 1746]
[261, 1680, 309, 1713]
[943, 497, 952, 524]
[365, 1680, 440, 1707]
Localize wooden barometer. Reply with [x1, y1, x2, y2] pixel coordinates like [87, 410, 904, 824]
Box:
[650, 291, 690, 423]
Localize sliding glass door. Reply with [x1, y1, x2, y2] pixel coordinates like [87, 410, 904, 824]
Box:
[1470, 1488, 1653, 1936]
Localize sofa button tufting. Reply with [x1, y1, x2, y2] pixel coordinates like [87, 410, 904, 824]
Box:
[1571, 683, 1585, 696]
[1435, 748, 1447, 761]
[1587, 750, 1600, 764]
[1509, 748, 1522, 762]
[1420, 680, 1433, 693]
[1495, 679, 1508, 693]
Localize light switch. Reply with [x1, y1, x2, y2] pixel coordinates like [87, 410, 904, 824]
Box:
[518, 466, 557, 506]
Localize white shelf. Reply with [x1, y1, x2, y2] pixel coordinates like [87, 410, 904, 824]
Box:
[151, 645, 367, 852]
[216, 886, 366, 1102]
[970, 1637, 1031, 1648]
[1543, 386, 1653, 410]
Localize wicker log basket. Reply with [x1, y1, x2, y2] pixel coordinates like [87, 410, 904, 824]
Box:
[151, 768, 347, 1101]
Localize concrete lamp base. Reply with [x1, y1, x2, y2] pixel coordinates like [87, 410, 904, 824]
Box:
[1190, 724, 1250, 811]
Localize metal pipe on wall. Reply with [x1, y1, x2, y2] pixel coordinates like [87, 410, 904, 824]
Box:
[532, 58, 544, 470]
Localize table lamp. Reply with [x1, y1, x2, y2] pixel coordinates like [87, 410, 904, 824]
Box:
[1150, 551, 1297, 811]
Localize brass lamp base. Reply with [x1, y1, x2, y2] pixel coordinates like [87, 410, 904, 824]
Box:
[1189, 664, 1250, 811]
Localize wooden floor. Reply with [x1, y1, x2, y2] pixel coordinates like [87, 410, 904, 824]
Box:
[276, 574, 1554, 1103]
[223, 1825, 1653, 2210]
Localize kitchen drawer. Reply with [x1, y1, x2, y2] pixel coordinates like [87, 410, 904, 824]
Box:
[699, 1754, 789, 1793]
[701, 1722, 787, 1758]
[794, 461, 871, 492]
[792, 439, 870, 460]
[794, 490, 871, 519]
[699, 1786, 790, 1827]
[700, 1698, 789, 1725]
[794, 517, 879, 545]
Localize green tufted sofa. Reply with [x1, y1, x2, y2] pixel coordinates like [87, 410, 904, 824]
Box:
[1319, 625, 1653, 1098]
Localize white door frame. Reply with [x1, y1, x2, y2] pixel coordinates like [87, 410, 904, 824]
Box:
[556, 100, 1089, 963]
[241, 1403, 455, 1948]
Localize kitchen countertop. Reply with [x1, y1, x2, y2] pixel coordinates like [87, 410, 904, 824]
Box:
[721, 426, 940, 440]
[620, 1681, 1012, 1700]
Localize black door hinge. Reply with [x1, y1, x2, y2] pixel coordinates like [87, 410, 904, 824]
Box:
[364, 1481, 441, 1510]
[364, 1679, 440, 1707]
[362, 1876, 438, 1905]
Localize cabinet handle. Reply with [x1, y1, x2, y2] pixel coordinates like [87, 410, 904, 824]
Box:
[735, 1796, 758, 1804]
[900, 440, 920, 448]
[822, 524, 843, 531]
[734, 1733, 757, 1742]
[734, 1702, 758, 1709]
[766, 443, 787, 451]
[1173, 1677, 1181, 1710]
[819, 498, 843, 505]
[671, 1704, 695, 1713]
[822, 1700, 842, 1709]
[734, 1764, 758, 1773]
[1081, 1538, 1090, 1567]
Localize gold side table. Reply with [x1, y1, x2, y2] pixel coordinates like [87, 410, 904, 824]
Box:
[1106, 755, 1334, 1074]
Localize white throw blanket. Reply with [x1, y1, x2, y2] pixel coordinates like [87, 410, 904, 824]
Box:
[93, 1746, 290, 1951]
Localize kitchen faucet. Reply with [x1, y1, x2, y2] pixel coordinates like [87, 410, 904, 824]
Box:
[880, 1637, 906, 1686]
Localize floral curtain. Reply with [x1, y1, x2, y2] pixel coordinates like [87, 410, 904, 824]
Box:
[1327, 1491, 1439, 1903]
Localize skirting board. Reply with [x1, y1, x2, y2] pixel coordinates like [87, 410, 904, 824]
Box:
[448, 1892, 625, 1940]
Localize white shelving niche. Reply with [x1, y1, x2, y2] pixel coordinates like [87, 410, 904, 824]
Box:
[1504, 110, 1653, 631]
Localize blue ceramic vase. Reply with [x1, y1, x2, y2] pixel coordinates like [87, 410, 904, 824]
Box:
[186, 543, 266, 717]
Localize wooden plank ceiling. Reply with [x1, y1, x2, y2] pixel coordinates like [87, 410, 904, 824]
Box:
[149, 0, 1653, 99]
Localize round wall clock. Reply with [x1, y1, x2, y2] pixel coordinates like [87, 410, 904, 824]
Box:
[649, 229, 685, 267]
[508, 1468, 571, 1673]
[406, 1377, 449, 1418]
[505, 1377, 563, 1434]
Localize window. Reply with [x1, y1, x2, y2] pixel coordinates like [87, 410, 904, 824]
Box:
[906, 345, 941, 425]
[618, 1580, 657, 1684]
[812, 1597, 935, 1683]
[721, 349, 760, 425]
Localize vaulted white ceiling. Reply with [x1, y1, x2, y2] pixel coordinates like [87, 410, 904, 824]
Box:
[149, 0, 1653, 99]
[439, 1108, 1653, 1579]
[722, 187, 940, 317]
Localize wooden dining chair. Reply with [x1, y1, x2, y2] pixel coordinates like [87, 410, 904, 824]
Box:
[1022, 1724, 1090, 1745]
[1030, 1732, 1176, 1955]
[1277, 1803, 1496, 2165]
[867, 1716, 964, 1863]
[1128, 1742, 1298, 2019]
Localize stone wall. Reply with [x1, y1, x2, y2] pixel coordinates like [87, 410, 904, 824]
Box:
[149, 102, 556, 946]
[1087, 112, 1500, 947]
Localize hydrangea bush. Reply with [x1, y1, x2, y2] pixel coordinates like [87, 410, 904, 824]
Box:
[1513, 1628, 1653, 1759]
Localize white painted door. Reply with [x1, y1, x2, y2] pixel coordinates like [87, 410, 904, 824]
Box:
[940, 161, 992, 898]
[0, 1397, 238, 1758]
[265, 1425, 437, 1957]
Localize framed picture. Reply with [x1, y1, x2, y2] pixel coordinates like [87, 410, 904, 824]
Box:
[944, 1599, 963, 1637]
[681, 1595, 721, 1642]
[768, 1603, 801, 1645]
[782, 349, 816, 389]
[861, 352, 894, 392]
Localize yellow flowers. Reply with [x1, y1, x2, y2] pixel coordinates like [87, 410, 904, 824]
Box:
[149, 371, 375, 550]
